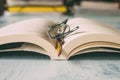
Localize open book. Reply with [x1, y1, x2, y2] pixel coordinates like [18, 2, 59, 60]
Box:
[0, 18, 120, 60]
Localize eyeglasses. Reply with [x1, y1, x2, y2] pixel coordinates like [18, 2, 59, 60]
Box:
[48, 19, 79, 56]
[48, 19, 79, 39]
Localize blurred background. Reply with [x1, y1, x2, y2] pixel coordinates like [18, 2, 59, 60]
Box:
[0, 0, 120, 80]
[0, 0, 120, 28]
[0, 0, 120, 15]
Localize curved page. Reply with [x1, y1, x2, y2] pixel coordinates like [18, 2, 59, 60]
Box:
[62, 18, 120, 58]
[0, 18, 58, 59]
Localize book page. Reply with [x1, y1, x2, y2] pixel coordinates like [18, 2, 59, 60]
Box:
[0, 43, 49, 56]
[0, 18, 56, 45]
[0, 18, 58, 59]
[66, 41, 120, 58]
[61, 18, 120, 58]
[73, 47, 120, 57]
